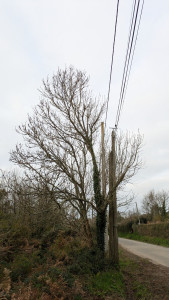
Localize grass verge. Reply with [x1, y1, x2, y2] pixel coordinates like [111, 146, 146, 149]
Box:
[118, 232, 169, 247]
[87, 269, 125, 298]
[119, 249, 152, 300]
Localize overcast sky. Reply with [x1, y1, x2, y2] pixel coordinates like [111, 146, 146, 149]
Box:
[1, 0, 169, 210]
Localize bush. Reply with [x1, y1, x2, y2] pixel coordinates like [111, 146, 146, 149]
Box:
[30, 271, 49, 292]
[47, 267, 61, 282]
[137, 222, 169, 239]
[118, 220, 133, 234]
[11, 255, 32, 282]
[30, 249, 47, 266]
[118, 215, 150, 235]
[68, 247, 106, 275]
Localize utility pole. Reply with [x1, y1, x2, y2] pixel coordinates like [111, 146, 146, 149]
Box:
[101, 122, 108, 251]
[101, 122, 106, 197]
[109, 130, 119, 265]
[135, 202, 140, 225]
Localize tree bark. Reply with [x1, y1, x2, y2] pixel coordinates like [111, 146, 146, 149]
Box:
[86, 139, 106, 254]
[83, 217, 93, 247]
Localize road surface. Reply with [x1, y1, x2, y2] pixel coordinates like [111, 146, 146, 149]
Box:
[119, 238, 169, 268]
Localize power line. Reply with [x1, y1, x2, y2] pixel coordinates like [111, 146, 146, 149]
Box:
[115, 0, 140, 126]
[120, 0, 145, 111]
[115, 0, 138, 125]
[115, 0, 144, 128]
[105, 0, 120, 128]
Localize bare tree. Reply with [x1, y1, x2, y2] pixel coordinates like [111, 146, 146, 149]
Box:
[10, 67, 105, 249]
[10, 67, 143, 254]
[142, 190, 169, 220]
[0, 169, 69, 240]
[115, 131, 143, 189]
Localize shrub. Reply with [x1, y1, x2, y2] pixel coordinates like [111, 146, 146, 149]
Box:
[137, 222, 169, 239]
[31, 272, 50, 294]
[118, 220, 133, 234]
[11, 255, 32, 282]
[47, 267, 61, 282]
[68, 247, 106, 275]
[30, 250, 47, 266]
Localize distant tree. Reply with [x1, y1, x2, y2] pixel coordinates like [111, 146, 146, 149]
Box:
[161, 200, 166, 218]
[142, 190, 169, 221]
[0, 187, 8, 213]
[142, 190, 155, 216]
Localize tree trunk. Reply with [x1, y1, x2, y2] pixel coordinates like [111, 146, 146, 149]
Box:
[93, 161, 106, 254]
[83, 217, 93, 247]
[80, 207, 93, 247]
[86, 140, 106, 254]
[96, 209, 106, 253]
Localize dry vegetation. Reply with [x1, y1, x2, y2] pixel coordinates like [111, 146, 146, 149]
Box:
[0, 217, 169, 300]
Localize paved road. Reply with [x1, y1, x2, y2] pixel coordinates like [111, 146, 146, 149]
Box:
[119, 238, 169, 268]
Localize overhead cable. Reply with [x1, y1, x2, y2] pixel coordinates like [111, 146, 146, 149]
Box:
[121, 0, 145, 107]
[115, 0, 144, 128]
[115, 0, 140, 126]
[115, 0, 138, 126]
[105, 0, 120, 128]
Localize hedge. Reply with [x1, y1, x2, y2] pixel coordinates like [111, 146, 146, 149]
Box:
[137, 222, 169, 239]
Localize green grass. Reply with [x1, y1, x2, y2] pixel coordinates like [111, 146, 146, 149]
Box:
[119, 232, 169, 247]
[119, 249, 153, 300]
[88, 270, 125, 298]
[133, 281, 152, 299]
[87, 253, 152, 299]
